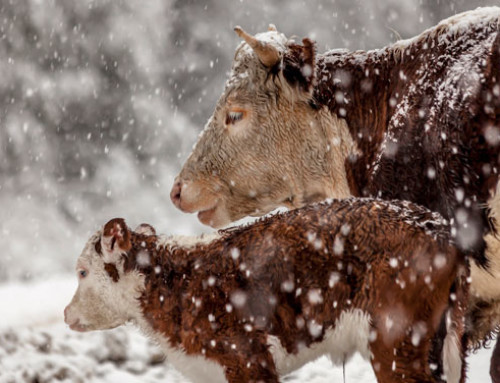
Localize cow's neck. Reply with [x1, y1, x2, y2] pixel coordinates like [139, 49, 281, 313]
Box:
[313, 48, 397, 196]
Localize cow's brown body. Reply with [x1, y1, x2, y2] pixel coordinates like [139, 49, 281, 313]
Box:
[313, 20, 500, 262]
[170, 8, 500, 358]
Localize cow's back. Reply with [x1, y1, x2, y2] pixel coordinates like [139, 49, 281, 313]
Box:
[365, 21, 500, 261]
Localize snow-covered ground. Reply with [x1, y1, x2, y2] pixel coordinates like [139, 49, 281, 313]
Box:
[0, 275, 493, 382]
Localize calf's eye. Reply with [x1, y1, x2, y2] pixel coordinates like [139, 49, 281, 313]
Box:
[79, 270, 88, 278]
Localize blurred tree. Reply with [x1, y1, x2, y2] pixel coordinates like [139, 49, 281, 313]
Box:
[0, 0, 494, 218]
[0, 0, 188, 193]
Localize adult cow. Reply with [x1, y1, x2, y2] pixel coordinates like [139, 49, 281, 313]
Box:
[170, 7, 500, 378]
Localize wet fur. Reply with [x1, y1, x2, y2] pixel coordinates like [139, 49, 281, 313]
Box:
[176, 8, 500, 347]
[105, 199, 466, 382]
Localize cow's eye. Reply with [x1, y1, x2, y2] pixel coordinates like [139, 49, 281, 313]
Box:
[79, 269, 88, 278]
[226, 110, 244, 125]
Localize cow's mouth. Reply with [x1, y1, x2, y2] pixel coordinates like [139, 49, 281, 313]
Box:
[197, 203, 220, 226]
[196, 201, 233, 228]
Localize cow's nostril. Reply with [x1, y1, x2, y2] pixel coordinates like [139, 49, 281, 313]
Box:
[170, 181, 182, 208]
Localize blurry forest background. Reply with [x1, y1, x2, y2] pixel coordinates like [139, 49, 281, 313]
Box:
[0, 0, 496, 280]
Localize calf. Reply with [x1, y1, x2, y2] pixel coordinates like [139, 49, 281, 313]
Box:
[65, 199, 467, 383]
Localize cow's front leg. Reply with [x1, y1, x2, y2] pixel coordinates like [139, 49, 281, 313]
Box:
[491, 339, 500, 383]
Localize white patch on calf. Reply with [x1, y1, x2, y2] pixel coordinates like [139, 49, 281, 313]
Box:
[65, 233, 145, 332]
[442, 311, 462, 383]
[159, 233, 222, 250]
[138, 319, 228, 383]
[267, 309, 371, 376]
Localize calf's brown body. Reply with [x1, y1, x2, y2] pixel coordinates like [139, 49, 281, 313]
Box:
[65, 199, 467, 383]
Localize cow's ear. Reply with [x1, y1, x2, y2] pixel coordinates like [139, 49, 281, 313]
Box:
[135, 223, 156, 236]
[282, 38, 316, 94]
[101, 218, 131, 263]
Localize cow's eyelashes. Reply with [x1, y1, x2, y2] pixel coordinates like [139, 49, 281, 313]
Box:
[226, 111, 244, 125]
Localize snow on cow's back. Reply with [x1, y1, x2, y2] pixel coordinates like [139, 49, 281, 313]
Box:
[385, 7, 500, 129]
[391, 6, 500, 52]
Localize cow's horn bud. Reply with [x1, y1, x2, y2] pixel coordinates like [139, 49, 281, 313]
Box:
[234, 26, 280, 68]
[268, 24, 277, 32]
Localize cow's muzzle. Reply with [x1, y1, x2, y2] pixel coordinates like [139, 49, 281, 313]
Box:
[170, 177, 230, 227]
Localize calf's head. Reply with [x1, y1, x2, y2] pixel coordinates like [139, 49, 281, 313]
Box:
[64, 219, 151, 332]
[171, 26, 353, 227]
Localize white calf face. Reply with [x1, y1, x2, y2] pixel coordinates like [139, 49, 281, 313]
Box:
[64, 232, 145, 332]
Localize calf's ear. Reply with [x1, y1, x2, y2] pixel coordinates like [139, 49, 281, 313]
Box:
[282, 38, 316, 94]
[101, 218, 132, 263]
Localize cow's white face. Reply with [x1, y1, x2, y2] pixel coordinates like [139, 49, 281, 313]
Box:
[171, 27, 354, 228]
[64, 220, 145, 332]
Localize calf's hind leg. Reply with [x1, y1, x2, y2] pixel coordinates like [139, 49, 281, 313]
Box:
[370, 340, 439, 383]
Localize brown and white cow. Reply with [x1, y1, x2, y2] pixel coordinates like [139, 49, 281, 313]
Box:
[65, 199, 467, 383]
[170, 6, 500, 360]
